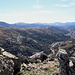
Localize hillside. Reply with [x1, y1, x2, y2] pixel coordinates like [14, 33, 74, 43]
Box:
[0, 21, 75, 28]
[0, 26, 70, 56]
[0, 21, 49, 28]
[0, 24, 75, 75]
[58, 23, 75, 38]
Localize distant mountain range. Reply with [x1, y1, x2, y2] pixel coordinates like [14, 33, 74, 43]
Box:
[0, 21, 75, 28]
[0, 21, 75, 56]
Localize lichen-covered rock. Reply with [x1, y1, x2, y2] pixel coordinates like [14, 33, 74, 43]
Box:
[57, 49, 75, 75]
[0, 55, 14, 75]
[57, 49, 69, 75]
[0, 47, 21, 75]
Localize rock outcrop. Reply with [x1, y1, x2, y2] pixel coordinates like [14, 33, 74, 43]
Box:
[0, 55, 14, 75]
[30, 51, 47, 62]
[57, 48, 75, 75]
[0, 47, 21, 75]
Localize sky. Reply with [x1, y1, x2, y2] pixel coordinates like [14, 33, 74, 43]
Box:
[0, 0, 75, 24]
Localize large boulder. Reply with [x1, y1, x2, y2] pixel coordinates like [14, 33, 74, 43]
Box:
[0, 47, 21, 75]
[57, 48, 75, 75]
[0, 55, 14, 75]
[30, 51, 47, 62]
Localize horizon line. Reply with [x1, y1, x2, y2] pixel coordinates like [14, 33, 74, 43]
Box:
[0, 21, 75, 24]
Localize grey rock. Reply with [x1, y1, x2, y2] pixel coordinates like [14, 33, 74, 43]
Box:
[30, 51, 47, 62]
[0, 47, 21, 75]
[57, 48, 75, 75]
[47, 54, 55, 61]
[0, 47, 4, 54]
[0, 55, 14, 75]
[20, 63, 27, 71]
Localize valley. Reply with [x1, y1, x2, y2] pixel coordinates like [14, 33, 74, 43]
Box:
[0, 21, 75, 75]
[0, 25, 70, 56]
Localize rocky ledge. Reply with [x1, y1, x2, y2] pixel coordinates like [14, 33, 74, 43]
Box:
[0, 47, 21, 75]
[57, 48, 75, 75]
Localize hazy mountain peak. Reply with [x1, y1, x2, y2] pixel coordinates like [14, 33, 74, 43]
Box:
[14, 22, 29, 25]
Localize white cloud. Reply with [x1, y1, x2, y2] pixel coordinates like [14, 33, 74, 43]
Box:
[60, 0, 68, 1]
[55, 2, 75, 7]
[70, 3, 75, 5]
[55, 4, 70, 7]
[62, 4, 69, 7]
[33, 5, 44, 9]
[0, 10, 67, 17]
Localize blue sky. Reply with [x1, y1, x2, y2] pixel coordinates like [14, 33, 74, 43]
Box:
[0, 0, 75, 23]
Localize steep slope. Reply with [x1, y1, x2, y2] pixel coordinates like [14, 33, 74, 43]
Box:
[0, 26, 71, 56]
[58, 24, 75, 38]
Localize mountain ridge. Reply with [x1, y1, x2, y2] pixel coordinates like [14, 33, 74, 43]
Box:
[0, 21, 75, 28]
[0, 26, 71, 56]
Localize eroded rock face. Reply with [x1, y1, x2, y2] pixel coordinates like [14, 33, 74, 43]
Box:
[0, 55, 14, 75]
[0, 47, 21, 75]
[57, 49, 75, 75]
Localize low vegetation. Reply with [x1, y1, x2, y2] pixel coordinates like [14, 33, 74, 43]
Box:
[0, 26, 70, 56]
